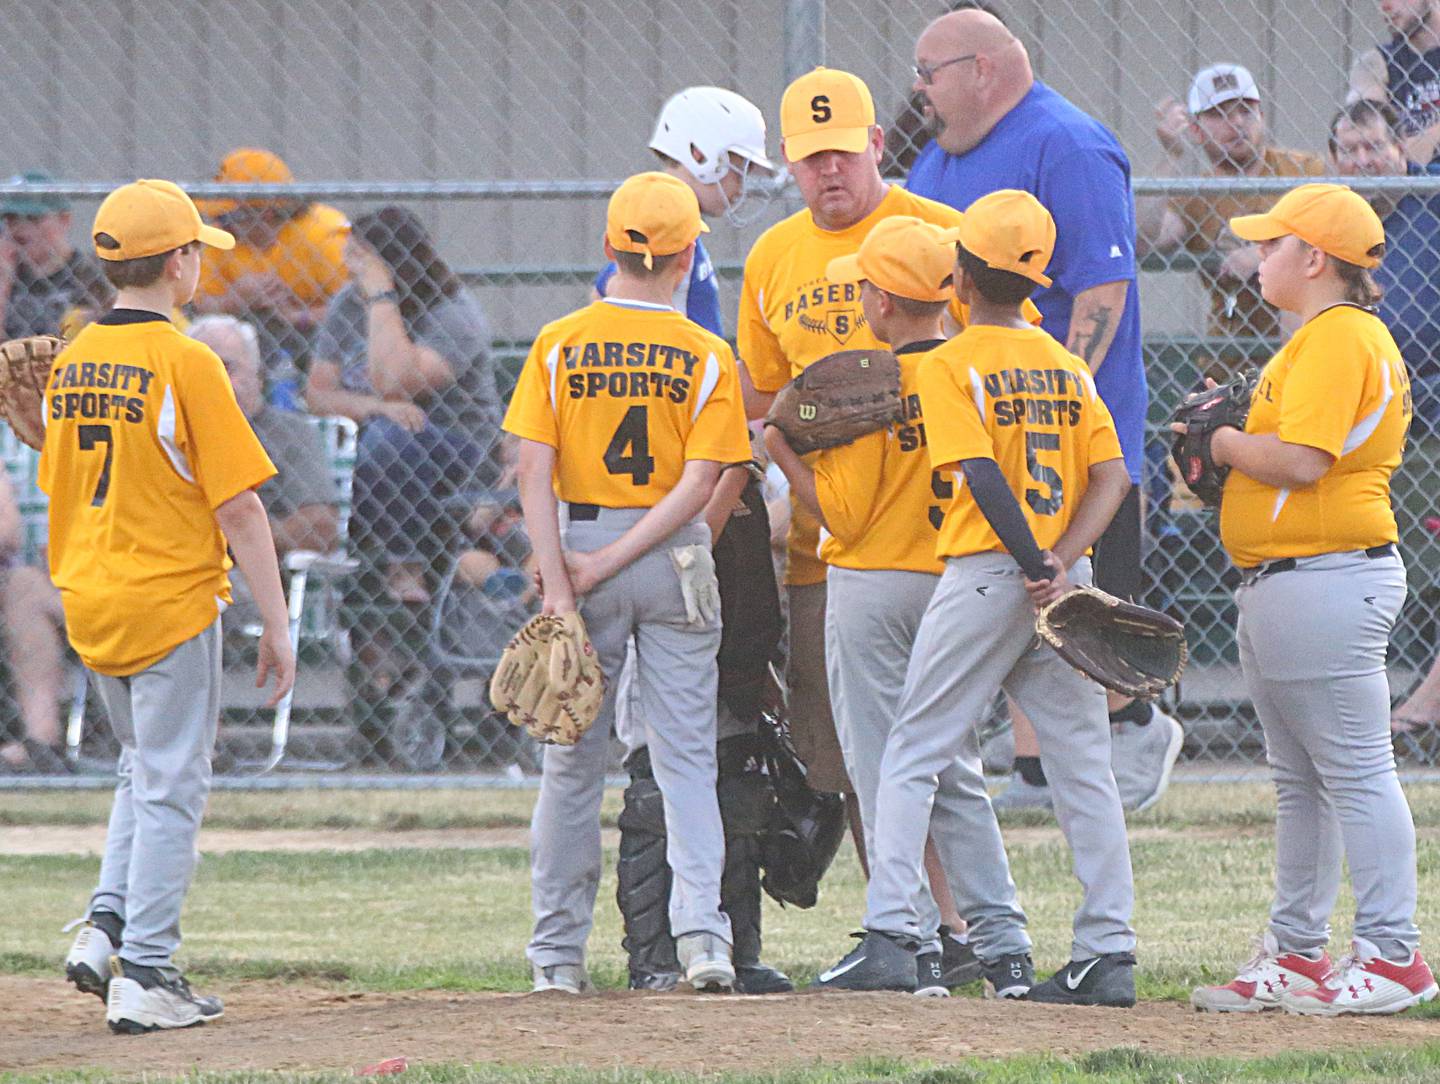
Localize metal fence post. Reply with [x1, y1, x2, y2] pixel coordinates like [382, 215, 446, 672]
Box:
[784, 0, 826, 85]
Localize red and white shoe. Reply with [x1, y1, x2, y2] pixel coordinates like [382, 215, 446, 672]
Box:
[1190, 932, 1331, 1013]
[1283, 937, 1438, 1016]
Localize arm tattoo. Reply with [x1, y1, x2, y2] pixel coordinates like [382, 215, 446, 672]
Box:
[1073, 304, 1114, 369]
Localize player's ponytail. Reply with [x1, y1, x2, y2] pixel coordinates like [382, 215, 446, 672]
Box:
[1333, 244, 1385, 309]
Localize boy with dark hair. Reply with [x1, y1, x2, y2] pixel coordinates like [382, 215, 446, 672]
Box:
[57, 179, 294, 1032]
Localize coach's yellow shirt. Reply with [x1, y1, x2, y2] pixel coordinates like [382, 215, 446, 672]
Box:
[738, 185, 1038, 584]
[1221, 304, 1411, 568]
[39, 312, 277, 676]
[920, 324, 1122, 559]
[196, 202, 350, 308]
[815, 341, 949, 574]
[504, 298, 750, 508]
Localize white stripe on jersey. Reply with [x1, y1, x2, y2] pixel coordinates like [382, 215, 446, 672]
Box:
[544, 343, 561, 413]
[692, 352, 721, 420]
[1342, 360, 1393, 456]
[157, 386, 195, 483]
[968, 368, 987, 424]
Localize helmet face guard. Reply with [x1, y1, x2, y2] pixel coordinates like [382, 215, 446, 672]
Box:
[717, 156, 788, 228]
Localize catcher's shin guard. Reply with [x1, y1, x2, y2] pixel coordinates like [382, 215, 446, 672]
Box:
[616, 760, 680, 990]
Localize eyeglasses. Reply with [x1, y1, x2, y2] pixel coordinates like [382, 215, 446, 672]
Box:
[913, 54, 978, 85]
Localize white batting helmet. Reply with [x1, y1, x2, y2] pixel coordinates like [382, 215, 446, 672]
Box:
[649, 86, 776, 184]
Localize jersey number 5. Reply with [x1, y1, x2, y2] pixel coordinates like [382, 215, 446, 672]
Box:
[78, 424, 114, 507]
[928, 469, 954, 530]
[604, 405, 655, 487]
[1025, 432, 1063, 516]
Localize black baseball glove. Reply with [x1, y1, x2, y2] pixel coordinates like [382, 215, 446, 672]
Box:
[1168, 368, 1259, 507]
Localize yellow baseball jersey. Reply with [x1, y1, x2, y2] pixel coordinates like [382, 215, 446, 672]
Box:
[1220, 304, 1411, 567]
[38, 312, 277, 676]
[815, 342, 950, 574]
[503, 298, 750, 507]
[196, 202, 350, 307]
[919, 325, 1122, 559]
[739, 185, 1039, 584]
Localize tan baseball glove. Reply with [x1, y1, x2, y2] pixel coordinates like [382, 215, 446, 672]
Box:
[1035, 585, 1188, 699]
[0, 335, 65, 450]
[764, 349, 903, 455]
[489, 612, 607, 745]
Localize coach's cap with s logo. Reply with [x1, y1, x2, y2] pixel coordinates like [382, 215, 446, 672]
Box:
[92, 179, 236, 262]
[781, 67, 875, 163]
[1230, 182, 1385, 269]
[941, 189, 1055, 288]
[826, 215, 956, 303]
[605, 172, 709, 271]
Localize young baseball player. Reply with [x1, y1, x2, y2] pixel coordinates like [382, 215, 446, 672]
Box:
[813, 190, 1138, 1007]
[594, 86, 777, 328]
[764, 215, 987, 995]
[504, 172, 752, 993]
[57, 180, 294, 1031]
[1189, 183, 1435, 1015]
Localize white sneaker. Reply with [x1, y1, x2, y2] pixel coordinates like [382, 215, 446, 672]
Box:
[1111, 708, 1184, 812]
[1190, 931, 1331, 1013]
[106, 960, 224, 1033]
[63, 918, 117, 1001]
[677, 932, 735, 992]
[1283, 937, 1438, 1016]
[531, 963, 592, 994]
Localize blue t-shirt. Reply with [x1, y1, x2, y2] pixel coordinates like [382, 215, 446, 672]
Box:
[907, 82, 1147, 482]
[1376, 162, 1440, 383]
[594, 236, 723, 336]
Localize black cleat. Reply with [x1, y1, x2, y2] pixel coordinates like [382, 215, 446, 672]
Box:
[939, 926, 984, 989]
[916, 950, 950, 997]
[982, 952, 1035, 999]
[812, 931, 918, 993]
[1027, 952, 1137, 1007]
[735, 962, 795, 995]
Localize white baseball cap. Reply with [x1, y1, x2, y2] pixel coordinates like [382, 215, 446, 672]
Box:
[1188, 63, 1261, 115]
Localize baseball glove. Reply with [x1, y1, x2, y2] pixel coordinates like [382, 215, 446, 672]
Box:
[0, 335, 65, 450]
[1169, 368, 1259, 507]
[1035, 585, 1188, 700]
[764, 349, 902, 456]
[489, 612, 607, 745]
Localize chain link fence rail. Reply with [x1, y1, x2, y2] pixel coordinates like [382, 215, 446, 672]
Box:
[0, 0, 1436, 784]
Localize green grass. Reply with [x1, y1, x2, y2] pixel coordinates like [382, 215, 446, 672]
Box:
[12, 1047, 1440, 1083]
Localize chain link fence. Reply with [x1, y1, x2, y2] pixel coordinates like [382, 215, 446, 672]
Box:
[0, 0, 1436, 783]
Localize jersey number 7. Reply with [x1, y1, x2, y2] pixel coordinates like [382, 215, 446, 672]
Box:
[604, 405, 655, 486]
[78, 424, 114, 507]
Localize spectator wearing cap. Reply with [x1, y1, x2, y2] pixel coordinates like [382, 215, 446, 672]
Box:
[1142, 64, 1323, 344]
[192, 148, 350, 371]
[1350, 0, 1440, 165]
[0, 171, 112, 340]
[1329, 99, 1440, 435]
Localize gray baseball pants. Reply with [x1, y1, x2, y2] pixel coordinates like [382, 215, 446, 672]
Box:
[864, 553, 1136, 962]
[88, 619, 223, 976]
[1237, 549, 1419, 960]
[527, 506, 731, 968]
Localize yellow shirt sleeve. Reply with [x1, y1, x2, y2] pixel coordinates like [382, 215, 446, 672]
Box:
[177, 348, 278, 508]
[737, 248, 791, 394]
[684, 347, 751, 464]
[501, 337, 559, 448]
[1274, 329, 1368, 459]
[918, 356, 993, 472]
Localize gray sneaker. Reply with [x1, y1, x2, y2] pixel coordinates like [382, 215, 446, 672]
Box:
[1027, 952, 1137, 1007]
[1111, 709, 1184, 812]
[990, 776, 1053, 813]
[812, 931, 918, 993]
[532, 963, 593, 994]
[676, 932, 735, 992]
[106, 960, 224, 1033]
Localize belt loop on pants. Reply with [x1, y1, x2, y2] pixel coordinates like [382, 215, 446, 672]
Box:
[1240, 543, 1395, 587]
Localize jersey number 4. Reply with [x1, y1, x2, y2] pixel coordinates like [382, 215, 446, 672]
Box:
[78, 424, 114, 507]
[604, 405, 655, 487]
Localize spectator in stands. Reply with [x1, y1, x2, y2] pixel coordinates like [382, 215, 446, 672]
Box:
[881, 1, 1005, 177]
[189, 316, 339, 559]
[1141, 64, 1323, 345]
[0, 465, 66, 773]
[1350, 0, 1440, 165]
[306, 206, 500, 605]
[193, 148, 350, 373]
[0, 171, 112, 339]
[1329, 100, 1440, 434]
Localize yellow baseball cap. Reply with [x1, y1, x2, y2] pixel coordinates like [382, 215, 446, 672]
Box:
[780, 67, 876, 163]
[825, 216, 956, 302]
[92, 179, 235, 261]
[940, 189, 1055, 288]
[1229, 182, 1385, 268]
[605, 172, 709, 269]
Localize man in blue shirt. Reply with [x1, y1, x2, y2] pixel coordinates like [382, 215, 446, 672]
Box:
[906, 8, 1180, 815]
[594, 86, 778, 334]
[1330, 99, 1440, 435]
